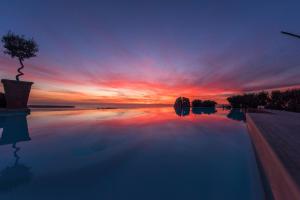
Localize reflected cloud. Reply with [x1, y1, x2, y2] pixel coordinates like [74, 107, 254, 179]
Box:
[0, 113, 32, 192]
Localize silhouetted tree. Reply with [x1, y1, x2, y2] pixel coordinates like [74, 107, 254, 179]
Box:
[282, 89, 300, 112]
[174, 97, 190, 116]
[227, 89, 300, 112]
[243, 93, 256, 108]
[256, 91, 269, 106]
[174, 97, 190, 108]
[227, 95, 243, 108]
[192, 99, 202, 107]
[227, 93, 264, 108]
[1, 32, 38, 81]
[202, 100, 217, 107]
[268, 90, 284, 109]
[192, 99, 216, 107]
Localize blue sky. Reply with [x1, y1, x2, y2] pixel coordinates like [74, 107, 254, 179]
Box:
[0, 0, 300, 104]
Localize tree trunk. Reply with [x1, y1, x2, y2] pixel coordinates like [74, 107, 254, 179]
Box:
[16, 58, 25, 81]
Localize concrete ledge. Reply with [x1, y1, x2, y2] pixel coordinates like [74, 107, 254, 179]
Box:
[0, 108, 30, 115]
[246, 113, 300, 200]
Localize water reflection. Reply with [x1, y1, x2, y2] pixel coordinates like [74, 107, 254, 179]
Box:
[0, 108, 263, 200]
[0, 113, 32, 192]
[174, 107, 218, 116]
[173, 107, 246, 123]
[227, 109, 246, 121]
[192, 107, 217, 115]
[174, 106, 190, 116]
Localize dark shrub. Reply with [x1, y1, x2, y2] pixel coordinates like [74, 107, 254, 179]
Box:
[285, 89, 300, 112]
[201, 100, 217, 107]
[174, 97, 190, 108]
[228, 89, 300, 112]
[192, 99, 216, 107]
[267, 90, 285, 109]
[228, 92, 268, 109]
[227, 95, 243, 108]
[192, 99, 202, 107]
[256, 91, 269, 106]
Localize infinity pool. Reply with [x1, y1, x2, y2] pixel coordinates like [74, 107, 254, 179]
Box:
[0, 107, 264, 200]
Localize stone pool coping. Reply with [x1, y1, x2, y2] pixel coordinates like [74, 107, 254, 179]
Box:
[246, 110, 300, 200]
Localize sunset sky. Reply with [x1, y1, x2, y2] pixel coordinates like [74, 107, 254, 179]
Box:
[1, 0, 300, 105]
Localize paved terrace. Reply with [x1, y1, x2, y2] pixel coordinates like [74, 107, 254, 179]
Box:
[246, 110, 300, 200]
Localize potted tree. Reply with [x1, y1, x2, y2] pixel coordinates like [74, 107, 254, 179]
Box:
[1, 32, 38, 109]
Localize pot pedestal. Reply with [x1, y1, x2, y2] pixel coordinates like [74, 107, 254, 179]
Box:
[1, 79, 33, 109]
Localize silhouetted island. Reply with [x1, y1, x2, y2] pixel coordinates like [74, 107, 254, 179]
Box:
[174, 97, 190, 108]
[174, 97, 217, 108]
[96, 107, 117, 109]
[192, 99, 217, 108]
[29, 105, 75, 108]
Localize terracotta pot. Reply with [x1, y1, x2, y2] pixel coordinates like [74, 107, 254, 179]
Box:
[1, 79, 33, 109]
[0, 92, 6, 108]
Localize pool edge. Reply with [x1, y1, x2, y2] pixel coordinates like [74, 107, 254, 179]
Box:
[246, 113, 300, 200]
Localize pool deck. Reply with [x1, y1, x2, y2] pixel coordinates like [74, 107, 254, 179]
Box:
[246, 110, 300, 200]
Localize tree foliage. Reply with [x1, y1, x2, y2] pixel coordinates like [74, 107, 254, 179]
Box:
[227, 89, 300, 112]
[1, 31, 38, 81]
[2, 32, 38, 60]
[174, 97, 190, 108]
[191, 99, 202, 107]
[192, 99, 216, 107]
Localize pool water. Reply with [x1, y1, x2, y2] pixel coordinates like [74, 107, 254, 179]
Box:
[0, 107, 264, 200]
